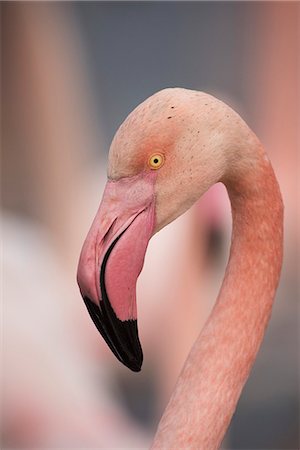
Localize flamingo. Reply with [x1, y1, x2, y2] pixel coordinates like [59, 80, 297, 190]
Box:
[77, 88, 283, 449]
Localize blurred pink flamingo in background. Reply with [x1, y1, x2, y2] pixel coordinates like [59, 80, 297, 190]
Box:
[77, 88, 283, 448]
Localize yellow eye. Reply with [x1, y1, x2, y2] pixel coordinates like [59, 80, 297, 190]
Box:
[148, 153, 165, 170]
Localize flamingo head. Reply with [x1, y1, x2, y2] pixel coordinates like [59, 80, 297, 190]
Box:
[77, 88, 233, 371]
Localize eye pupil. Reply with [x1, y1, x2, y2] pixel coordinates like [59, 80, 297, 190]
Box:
[148, 153, 165, 170]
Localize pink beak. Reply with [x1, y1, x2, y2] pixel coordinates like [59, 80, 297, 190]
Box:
[77, 172, 156, 371]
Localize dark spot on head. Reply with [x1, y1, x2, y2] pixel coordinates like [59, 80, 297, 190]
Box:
[167, 116, 172, 119]
[171, 106, 175, 109]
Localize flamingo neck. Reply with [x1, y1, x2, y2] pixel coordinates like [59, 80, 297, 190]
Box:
[151, 156, 283, 449]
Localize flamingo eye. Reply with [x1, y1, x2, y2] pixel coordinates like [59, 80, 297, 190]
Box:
[148, 153, 165, 170]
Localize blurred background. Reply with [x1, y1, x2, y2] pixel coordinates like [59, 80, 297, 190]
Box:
[1, 2, 299, 449]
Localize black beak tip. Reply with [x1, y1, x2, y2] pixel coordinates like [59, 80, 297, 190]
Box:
[118, 318, 143, 372]
[126, 358, 142, 372]
[82, 295, 143, 372]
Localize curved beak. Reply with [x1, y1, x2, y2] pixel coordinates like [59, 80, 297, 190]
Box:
[77, 172, 156, 372]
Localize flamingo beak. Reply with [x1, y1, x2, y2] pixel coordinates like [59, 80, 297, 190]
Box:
[77, 173, 156, 372]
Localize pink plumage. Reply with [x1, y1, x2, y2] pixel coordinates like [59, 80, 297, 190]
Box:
[77, 88, 283, 449]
